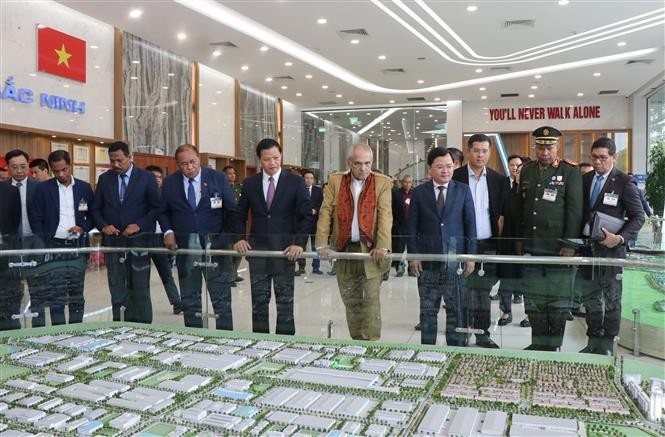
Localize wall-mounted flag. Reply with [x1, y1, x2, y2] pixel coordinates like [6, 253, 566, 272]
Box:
[37, 26, 86, 83]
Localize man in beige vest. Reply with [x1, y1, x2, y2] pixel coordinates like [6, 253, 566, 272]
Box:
[316, 143, 392, 341]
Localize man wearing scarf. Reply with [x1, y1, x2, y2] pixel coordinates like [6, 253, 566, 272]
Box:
[316, 143, 392, 341]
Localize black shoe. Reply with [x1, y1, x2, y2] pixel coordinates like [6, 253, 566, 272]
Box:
[295, 268, 305, 276]
[513, 295, 523, 304]
[396, 265, 405, 277]
[312, 269, 323, 275]
[489, 294, 500, 301]
[566, 311, 574, 321]
[414, 323, 421, 331]
[579, 345, 596, 354]
[230, 281, 237, 288]
[498, 314, 512, 326]
[520, 318, 531, 328]
[571, 309, 586, 317]
[476, 336, 499, 349]
[327, 269, 336, 276]
[172, 304, 183, 315]
[408, 271, 416, 277]
[524, 344, 550, 351]
[382, 272, 389, 281]
[235, 276, 244, 282]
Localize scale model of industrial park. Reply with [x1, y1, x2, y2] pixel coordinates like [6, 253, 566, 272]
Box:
[0, 323, 662, 437]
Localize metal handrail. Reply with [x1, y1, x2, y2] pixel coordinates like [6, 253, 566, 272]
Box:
[1, 247, 663, 270]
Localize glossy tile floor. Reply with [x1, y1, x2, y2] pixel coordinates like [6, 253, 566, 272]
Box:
[16, 256, 663, 368]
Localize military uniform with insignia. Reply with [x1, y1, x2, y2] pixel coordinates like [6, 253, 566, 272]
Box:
[519, 126, 583, 351]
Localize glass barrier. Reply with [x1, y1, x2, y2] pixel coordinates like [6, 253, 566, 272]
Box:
[0, 231, 662, 363]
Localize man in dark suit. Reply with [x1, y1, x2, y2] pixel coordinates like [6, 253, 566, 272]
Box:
[579, 137, 644, 355]
[5, 149, 43, 326]
[408, 147, 477, 346]
[29, 150, 94, 327]
[233, 138, 311, 335]
[0, 182, 21, 331]
[452, 134, 509, 348]
[391, 175, 413, 277]
[296, 169, 323, 275]
[159, 144, 237, 330]
[91, 141, 161, 324]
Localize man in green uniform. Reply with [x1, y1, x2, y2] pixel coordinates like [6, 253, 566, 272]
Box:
[223, 165, 244, 286]
[519, 126, 582, 351]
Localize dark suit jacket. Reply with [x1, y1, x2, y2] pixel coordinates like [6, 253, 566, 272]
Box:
[305, 185, 323, 234]
[5, 178, 39, 233]
[0, 183, 20, 236]
[452, 165, 509, 239]
[91, 165, 161, 232]
[582, 167, 644, 249]
[159, 167, 237, 248]
[29, 178, 95, 239]
[234, 169, 312, 271]
[391, 188, 412, 233]
[407, 180, 477, 270]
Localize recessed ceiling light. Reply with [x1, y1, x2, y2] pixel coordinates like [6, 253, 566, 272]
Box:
[417, 79, 424, 84]
[131, 60, 140, 64]
[389, 100, 395, 103]
[336, 94, 343, 98]
[94, 65, 100, 69]
[350, 39, 360, 44]
[322, 85, 328, 89]
[265, 77, 273, 82]
[168, 73, 174, 76]
[129, 9, 142, 18]
[211, 102, 217, 106]
[617, 41, 626, 47]
[467, 5, 478, 12]
[281, 85, 288, 90]
[429, 114, 433, 118]
[558, 0, 569, 5]
[260, 45, 269, 51]
[528, 94, 535, 98]
[475, 68, 483, 73]
[296, 92, 302, 96]
[593, 72, 601, 77]
[534, 74, 542, 79]
[130, 76, 138, 80]
[177, 32, 187, 40]
[348, 101, 354, 104]
[284, 61, 293, 66]
[212, 49, 222, 57]
[481, 95, 487, 99]
[346, 112, 350, 115]
[215, 90, 222, 94]
[577, 92, 584, 96]
[402, 112, 407, 114]
[305, 74, 313, 79]
[241, 65, 249, 71]
[63, 84, 69, 88]
[434, 97, 441, 101]
[89, 45, 98, 49]
[531, 85, 538, 89]
[162, 86, 169, 89]
[317, 18, 327, 24]
[378, 55, 386, 60]
[51, 135, 56, 138]
[479, 87, 486, 91]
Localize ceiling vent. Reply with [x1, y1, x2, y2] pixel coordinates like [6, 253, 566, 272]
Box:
[626, 59, 654, 65]
[407, 97, 426, 101]
[490, 66, 512, 72]
[271, 75, 294, 81]
[319, 101, 337, 105]
[209, 41, 237, 48]
[501, 93, 520, 98]
[337, 28, 370, 40]
[381, 68, 406, 75]
[502, 19, 535, 30]
[598, 90, 619, 95]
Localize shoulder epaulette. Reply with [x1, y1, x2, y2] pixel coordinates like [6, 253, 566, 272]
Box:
[561, 158, 577, 166]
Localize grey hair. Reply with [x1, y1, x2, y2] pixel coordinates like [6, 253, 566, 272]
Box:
[346, 143, 373, 162]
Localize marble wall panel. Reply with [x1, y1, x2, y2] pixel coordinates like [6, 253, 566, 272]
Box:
[122, 32, 192, 155]
[239, 85, 277, 166]
[198, 64, 234, 155]
[281, 99, 302, 167]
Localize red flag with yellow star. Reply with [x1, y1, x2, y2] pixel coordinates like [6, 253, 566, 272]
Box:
[37, 26, 86, 83]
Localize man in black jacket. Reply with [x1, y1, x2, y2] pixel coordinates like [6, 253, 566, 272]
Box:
[391, 175, 413, 277]
[0, 182, 21, 330]
[296, 170, 324, 275]
[452, 134, 509, 348]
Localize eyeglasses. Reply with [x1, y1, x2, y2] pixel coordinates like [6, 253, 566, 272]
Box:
[590, 154, 611, 162]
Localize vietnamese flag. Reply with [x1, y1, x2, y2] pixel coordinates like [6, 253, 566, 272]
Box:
[37, 26, 86, 83]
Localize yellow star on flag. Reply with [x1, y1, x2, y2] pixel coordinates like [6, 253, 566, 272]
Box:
[54, 44, 72, 68]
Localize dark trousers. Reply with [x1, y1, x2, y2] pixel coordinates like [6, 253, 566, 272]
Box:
[249, 266, 295, 335]
[176, 252, 232, 330]
[466, 240, 496, 335]
[418, 267, 467, 346]
[297, 235, 320, 271]
[391, 231, 407, 269]
[0, 267, 22, 331]
[150, 239, 181, 308]
[523, 266, 575, 350]
[105, 234, 152, 324]
[32, 238, 87, 327]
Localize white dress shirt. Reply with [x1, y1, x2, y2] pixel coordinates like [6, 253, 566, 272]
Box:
[350, 177, 364, 242]
[262, 168, 282, 201]
[432, 182, 448, 206]
[468, 166, 492, 240]
[54, 178, 77, 239]
[182, 170, 202, 206]
[583, 166, 614, 236]
[12, 178, 32, 236]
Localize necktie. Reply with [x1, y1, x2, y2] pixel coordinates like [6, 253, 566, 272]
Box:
[266, 176, 275, 209]
[437, 185, 446, 216]
[308, 186, 312, 199]
[187, 178, 197, 210]
[16, 181, 23, 235]
[590, 175, 604, 207]
[119, 174, 127, 203]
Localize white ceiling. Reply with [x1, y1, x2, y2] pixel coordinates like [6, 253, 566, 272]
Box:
[59, 0, 665, 109]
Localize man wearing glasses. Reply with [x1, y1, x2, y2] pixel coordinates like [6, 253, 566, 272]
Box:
[519, 126, 582, 351]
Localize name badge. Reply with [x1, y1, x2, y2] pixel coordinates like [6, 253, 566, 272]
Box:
[542, 188, 557, 202]
[78, 200, 88, 212]
[210, 194, 223, 209]
[404, 198, 411, 205]
[603, 192, 619, 207]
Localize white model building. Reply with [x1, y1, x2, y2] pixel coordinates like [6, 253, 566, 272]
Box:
[624, 374, 664, 422]
[417, 404, 450, 435]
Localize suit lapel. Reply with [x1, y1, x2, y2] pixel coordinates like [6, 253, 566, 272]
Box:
[268, 170, 287, 211]
[49, 180, 59, 213]
[594, 167, 619, 209]
[442, 181, 455, 217]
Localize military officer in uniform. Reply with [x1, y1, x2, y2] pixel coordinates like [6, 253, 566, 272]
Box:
[519, 126, 582, 351]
